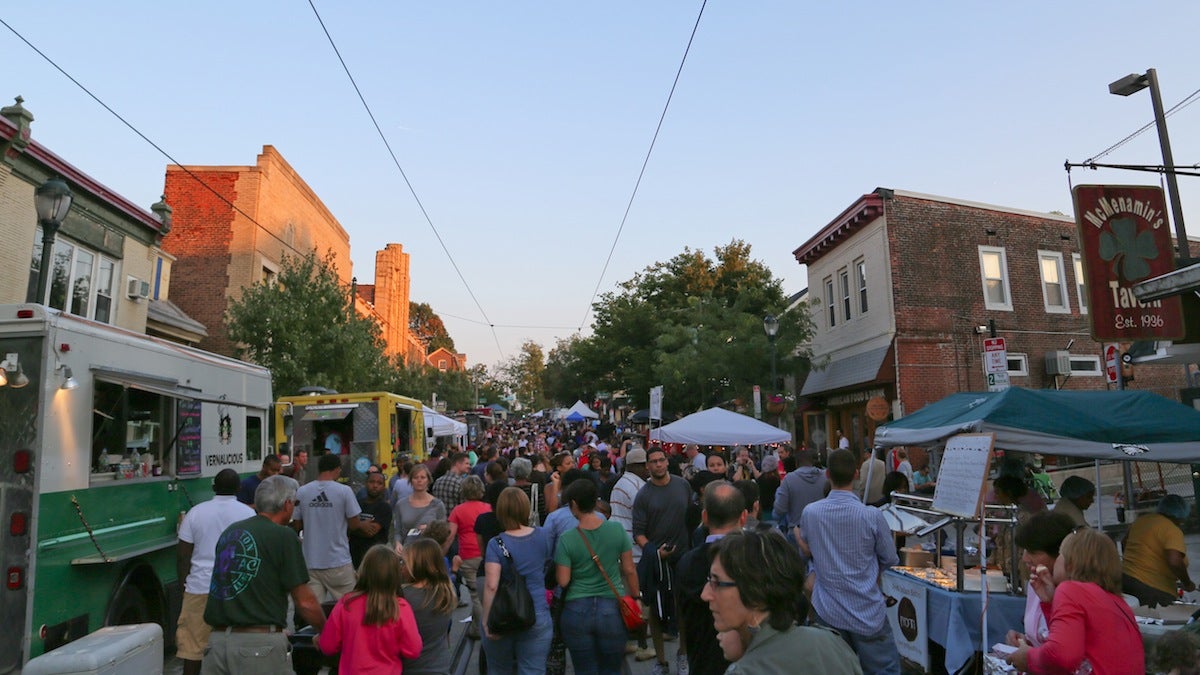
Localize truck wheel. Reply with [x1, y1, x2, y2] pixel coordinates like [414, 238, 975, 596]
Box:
[107, 585, 150, 625]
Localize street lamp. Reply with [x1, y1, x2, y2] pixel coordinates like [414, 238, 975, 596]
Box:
[1109, 69, 1189, 260]
[763, 315, 779, 390]
[34, 177, 73, 304]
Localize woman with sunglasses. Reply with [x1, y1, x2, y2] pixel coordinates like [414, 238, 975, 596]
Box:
[700, 529, 861, 674]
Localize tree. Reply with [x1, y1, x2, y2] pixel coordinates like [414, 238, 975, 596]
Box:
[542, 335, 591, 406]
[226, 251, 393, 397]
[565, 239, 812, 414]
[410, 302, 455, 353]
[497, 340, 547, 411]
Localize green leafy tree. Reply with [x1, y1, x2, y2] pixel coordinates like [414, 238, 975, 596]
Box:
[497, 340, 547, 410]
[542, 335, 591, 406]
[568, 240, 811, 414]
[227, 251, 393, 397]
[410, 302, 455, 353]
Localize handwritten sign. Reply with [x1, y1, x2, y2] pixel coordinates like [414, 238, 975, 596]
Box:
[177, 399, 202, 476]
[932, 433, 995, 518]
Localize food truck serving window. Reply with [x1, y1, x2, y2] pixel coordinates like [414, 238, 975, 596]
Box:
[300, 405, 357, 421]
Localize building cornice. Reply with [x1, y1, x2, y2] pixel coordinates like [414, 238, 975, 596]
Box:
[793, 192, 885, 266]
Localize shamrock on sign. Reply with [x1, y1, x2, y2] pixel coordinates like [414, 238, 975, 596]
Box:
[1098, 216, 1158, 283]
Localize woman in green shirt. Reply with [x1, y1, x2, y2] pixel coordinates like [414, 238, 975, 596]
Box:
[554, 478, 640, 675]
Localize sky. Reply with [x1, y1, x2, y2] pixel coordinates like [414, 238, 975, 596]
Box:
[3, 2, 1199, 370]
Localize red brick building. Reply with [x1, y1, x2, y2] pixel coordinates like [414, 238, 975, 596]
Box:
[792, 188, 1199, 454]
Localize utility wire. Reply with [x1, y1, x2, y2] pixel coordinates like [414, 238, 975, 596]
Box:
[577, 0, 708, 332]
[1084, 86, 1200, 163]
[306, 0, 505, 361]
[0, 16, 305, 258]
[437, 310, 579, 331]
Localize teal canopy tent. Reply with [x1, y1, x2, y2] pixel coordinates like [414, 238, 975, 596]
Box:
[873, 388, 1200, 462]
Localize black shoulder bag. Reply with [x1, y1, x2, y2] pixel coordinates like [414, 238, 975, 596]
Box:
[487, 534, 537, 635]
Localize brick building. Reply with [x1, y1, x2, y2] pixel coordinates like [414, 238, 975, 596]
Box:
[792, 188, 1199, 454]
[1, 97, 200, 341]
[162, 146, 428, 364]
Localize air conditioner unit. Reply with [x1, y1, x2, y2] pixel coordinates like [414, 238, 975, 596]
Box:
[126, 277, 150, 300]
[1045, 350, 1072, 375]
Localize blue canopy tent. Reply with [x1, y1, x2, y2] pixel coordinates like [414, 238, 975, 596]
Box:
[874, 388, 1200, 462]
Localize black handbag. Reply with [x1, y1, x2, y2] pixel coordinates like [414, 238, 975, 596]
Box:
[487, 535, 536, 635]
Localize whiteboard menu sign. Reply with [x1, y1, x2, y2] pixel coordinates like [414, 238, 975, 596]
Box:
[932, 433, 995, 518]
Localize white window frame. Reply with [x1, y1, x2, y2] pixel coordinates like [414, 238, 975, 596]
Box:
[1072, 254, 1088, 315]
[1037, 251, 1070, 314]
[1069, 354, 1102, 376]
[978, 246, 1013, 311]
[855, 259, 868, 314]
[30, 227, 120, 324]
[839, 268, 851, 322]
[824, 277, 836, 328]
[1006, 353, 1029, 377]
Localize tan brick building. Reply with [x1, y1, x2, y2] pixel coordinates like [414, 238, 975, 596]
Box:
[162, 146, 428, 363]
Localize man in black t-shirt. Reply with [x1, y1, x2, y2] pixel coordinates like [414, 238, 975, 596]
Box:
[350, 472, 393, 568]
[203, 475, 325, 675]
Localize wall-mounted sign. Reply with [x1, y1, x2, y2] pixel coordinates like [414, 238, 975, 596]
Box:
[1073, 185, 1184, 341]
[865, 396, 890, 421]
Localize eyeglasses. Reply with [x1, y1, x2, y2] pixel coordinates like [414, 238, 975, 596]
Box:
[706, 574, 737, 591]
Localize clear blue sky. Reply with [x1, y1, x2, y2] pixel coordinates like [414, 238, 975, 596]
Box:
[3, 2, 1198, 369]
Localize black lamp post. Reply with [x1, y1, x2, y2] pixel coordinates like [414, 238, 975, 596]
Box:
[34, 177, 73, 304]
[1109, 69, 1189, 260]
[763, 315, 779, 390]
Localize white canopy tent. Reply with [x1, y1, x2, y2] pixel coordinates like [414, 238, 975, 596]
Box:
[564, 400, 600, 421]
[422, 405, 468, 439]
[649, 407, 791, 445]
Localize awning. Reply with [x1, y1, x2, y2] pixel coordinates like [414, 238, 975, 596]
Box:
[91, 366, 261, 408]
[800, 344, 890, 396]
[300, 404, 357, 421]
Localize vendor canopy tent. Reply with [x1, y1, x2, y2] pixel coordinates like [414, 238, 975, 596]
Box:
[564, 400, 600, 422]
[649, 407, 791, 445]
[422, 405, 468, 437]
[874, 388, 1200, 462]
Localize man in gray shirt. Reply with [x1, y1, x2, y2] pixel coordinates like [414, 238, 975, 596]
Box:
[632, 447, 694, 675]
[294, 453, 373, 602]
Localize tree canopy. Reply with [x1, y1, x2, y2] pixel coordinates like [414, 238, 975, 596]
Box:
[410, 301, 455, 354]
[226, 251, 392, 398]
[559, 239, 811, 414]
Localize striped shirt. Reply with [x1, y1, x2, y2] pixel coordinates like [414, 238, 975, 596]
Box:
[800, 489, 899, 635]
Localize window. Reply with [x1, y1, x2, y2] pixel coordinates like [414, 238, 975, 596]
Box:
[1038, 251, 1070, 313]
[1073, 254, 1088, 314]
[91, 381, 172, 481]
[978, 246, 1012, 311]
[438, 359, 448, 371]
[824, 277, 836, 328]
[245, 414, 264, 461]
[1006, 353, 1029, 376]
[29, 228, 119, 324]
[856, 260, 868, 314]
[839, 269, 851, 322]
[1069, 355, 1102, 376]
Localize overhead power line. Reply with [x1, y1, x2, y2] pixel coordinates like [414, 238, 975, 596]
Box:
[1084, 86, 1200, 163]
[577, 0, 709, 332]
[306, 0, 506, 361]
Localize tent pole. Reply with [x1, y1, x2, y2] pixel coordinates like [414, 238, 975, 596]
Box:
[1094, 459, 1103, 529]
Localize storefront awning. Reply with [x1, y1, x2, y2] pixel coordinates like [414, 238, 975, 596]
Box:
[801, 345, 890, 396]
[300, 404, 357, 421]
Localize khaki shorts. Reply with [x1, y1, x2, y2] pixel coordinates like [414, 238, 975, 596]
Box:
[307, 564, 357, 603]
[176, 592, 212, 661]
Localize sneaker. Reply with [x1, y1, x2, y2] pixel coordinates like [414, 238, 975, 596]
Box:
[677, 654, 690, 675]
[635, 647, 658, 661]
[624, 642, 638, 655]
[652, 662, 670, 675]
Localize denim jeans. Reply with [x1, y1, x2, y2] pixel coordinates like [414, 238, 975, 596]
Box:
[813, 612, 900, 675]
[481, 616, 553, 675]
[562, 597, 627, 675]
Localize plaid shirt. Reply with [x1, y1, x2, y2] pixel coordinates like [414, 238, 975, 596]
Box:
[431, 471, 467, 511]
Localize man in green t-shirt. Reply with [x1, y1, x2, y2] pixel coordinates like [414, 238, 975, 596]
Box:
[202, 475, 326, 675]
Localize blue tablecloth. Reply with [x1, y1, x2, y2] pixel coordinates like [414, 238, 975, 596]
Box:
[886, 570, 1026, 673]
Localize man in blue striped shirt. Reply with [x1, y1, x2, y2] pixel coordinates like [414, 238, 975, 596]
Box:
[800, 448, 900, 675]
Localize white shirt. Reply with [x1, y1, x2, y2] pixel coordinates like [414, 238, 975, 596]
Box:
[609, 471, 647, 563]
[838, 436, 850, 450]
[178, 495, 255, 595]
[691, 453, 708, 471]
[295, 479, 361, 569]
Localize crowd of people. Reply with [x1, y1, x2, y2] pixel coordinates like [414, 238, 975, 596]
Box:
[176, 417, 1200, 675]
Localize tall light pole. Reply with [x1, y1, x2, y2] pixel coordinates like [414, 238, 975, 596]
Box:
[763, 315, 779, 391]
[34, 177, 73, 304]
[1109, 69, 1190, 260]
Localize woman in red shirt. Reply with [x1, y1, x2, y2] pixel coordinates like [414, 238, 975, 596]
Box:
[1005, 527, 1144, 675]
[449, 475, 492, 640]
[317, 545, 422, 673]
